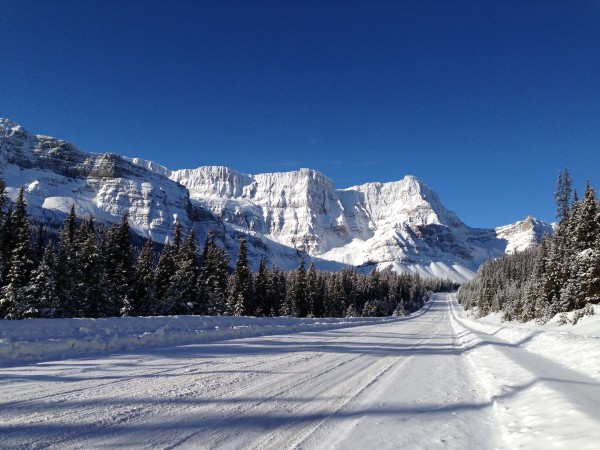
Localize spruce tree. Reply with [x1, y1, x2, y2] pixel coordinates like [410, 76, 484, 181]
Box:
[227, 238, 252, 316]
[55, 205, 80, 317]
[555, 168, 573, 223]
[574, 182, 598, 252]
[25, 242, 59, 318]
[134, 238, 157, 315]
[198, 233, 229, 315]
[154, 242, 176, 313]
[103, 214, 135, 316]
[0, 204, 14, 285]
[164, 229, 198, 315]
[77, 216, 107, 318]
[253, 257, 270, 316]
[306, 262, 323, 317]
[295, 257, 308, 317]
[0, 189, 34, 319]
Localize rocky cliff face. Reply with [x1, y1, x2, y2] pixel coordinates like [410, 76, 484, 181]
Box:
[0, 119, 550, 281]
[161, 164, 518, 280]
[0, 118, 211, 243]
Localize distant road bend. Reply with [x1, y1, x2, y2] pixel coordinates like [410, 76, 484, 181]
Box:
[1, 293, 599, 449]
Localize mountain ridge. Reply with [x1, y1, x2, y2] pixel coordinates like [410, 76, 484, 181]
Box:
[0, 118, 553, 281]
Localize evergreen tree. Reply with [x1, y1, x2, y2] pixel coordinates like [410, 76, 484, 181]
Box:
[0, 178, 6, 218]
[253, 257, 270, 316]
[270, 266, 286, 316]
[306, 262, 324, 317]
[282, 258, 308, 317]
[324, 274, 347, 317]
[25, 242, 58, 318]
[164, 229, 198, 315]
[555, 168, 573, 223]
[154, 242, 177, 313]
[227, 238, 252, 316]
[55, 205, 80, 317]
[573, 181, 598, 252]
[0, 189, 34, 319]
[173, 221, 183, 253]
[77, 216, 108, 318]
[295, 257, 309, 317]
[103, 214, 135, 316]
[134, 238, 157, 316]
[0, 204, 14, 284]
[197, 233, 229, 315]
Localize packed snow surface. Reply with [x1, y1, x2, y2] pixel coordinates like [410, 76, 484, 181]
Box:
[1, 293, 599, 449]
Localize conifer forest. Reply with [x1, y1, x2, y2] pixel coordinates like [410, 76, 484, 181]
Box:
[0, 180, 456, 320]
[458, 169, 598, 323]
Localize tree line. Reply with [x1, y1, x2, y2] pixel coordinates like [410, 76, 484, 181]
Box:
[0, 182, 456, 320]
[458, 169, 598, 324]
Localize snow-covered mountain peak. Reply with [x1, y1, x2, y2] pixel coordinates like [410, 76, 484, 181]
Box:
[342, 174, 463, 230]
[0, 117, 26, 134]
[1, 118, 551, 281]
[495, 215, 554, 254]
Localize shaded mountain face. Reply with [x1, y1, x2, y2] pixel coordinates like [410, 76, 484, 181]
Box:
[0, 119, 551, 281]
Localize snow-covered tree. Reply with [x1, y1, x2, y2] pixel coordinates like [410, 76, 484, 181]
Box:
[227, 238, 252, 316]
[134, 238, 157, 316]
[164, 229, 198, 315]
[25, 242, 59, 318]
[0, 189, 34, 319]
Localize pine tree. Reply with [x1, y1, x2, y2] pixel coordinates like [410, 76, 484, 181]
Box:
[573, 181, 598, 252]
[25, 242, 59, 318]
[77, 216, 108, 318]
[227, 238, 252, 316]
[306, 262, 324, 317]
[55, 205, 80, 317]
[295, 257, 309, 317]
[253, 257, 270, 316]
[173, 220, 182, 253]
[0, 188, 34, 319]
[282, 258, 307, 317]
[270, 266, 286, 316]
[0, 204, 14, 285]
[154, 241, 175, 309]
[555, 168, 573, 223]
[324, 274, 347, 317]
[197, 233, 229, 315]
[164, 229, 198, 315]
[103, 214, 135, 316]
[134, 238, 157, 315]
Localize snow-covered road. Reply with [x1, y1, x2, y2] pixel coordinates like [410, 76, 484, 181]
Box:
[1, 293, 599, 449]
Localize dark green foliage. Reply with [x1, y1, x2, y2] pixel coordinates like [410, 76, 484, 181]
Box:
[104, 215, 135, 316]
[459, 171, 600, 323]
[164, 229, 198, 315]
[25, 242, 58, 318]
[134, 238, 156, 316]
[197, 233, 230, 315]
[227, 238, 252, 316]
[0, 189, 35, 319]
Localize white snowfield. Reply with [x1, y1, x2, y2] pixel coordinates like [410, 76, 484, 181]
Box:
[1, 294, 599, 449]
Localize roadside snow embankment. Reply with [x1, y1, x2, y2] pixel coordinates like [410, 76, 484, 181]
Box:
[448, 296, 600, 449]
[0, 309, 431, 365]
[454, 303, 600, 381]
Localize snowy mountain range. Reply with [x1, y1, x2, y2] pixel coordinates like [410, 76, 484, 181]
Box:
[0, 118, 552, 281]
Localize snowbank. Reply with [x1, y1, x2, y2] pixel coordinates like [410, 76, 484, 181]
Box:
[0, 312, 421, 365]
[455, 304, 600, 381]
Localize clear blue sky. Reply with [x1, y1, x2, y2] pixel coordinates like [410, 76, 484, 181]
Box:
[2, 0, 599, 228]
